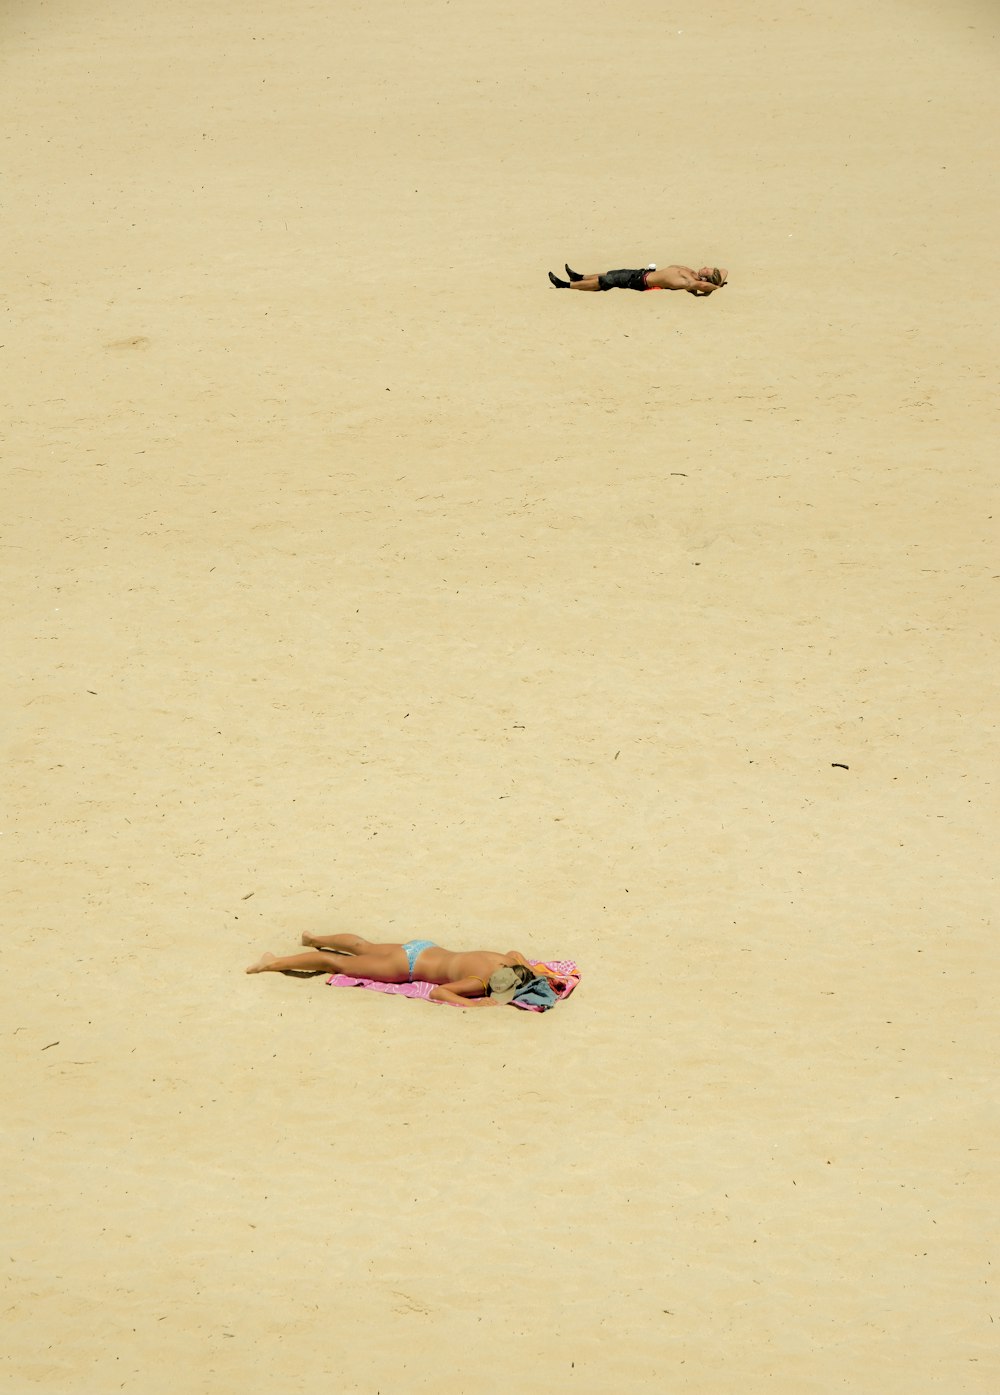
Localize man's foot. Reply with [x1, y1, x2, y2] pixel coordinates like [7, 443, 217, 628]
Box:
[548, 271, 570, 288]
[246, 952, 277, 974]
[301, 932, 321, 947]
[564, 264, 584, 282]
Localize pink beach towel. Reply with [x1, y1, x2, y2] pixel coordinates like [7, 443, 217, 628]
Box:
[326, 959, 580, 1009]
[324, 974, 438, 1001]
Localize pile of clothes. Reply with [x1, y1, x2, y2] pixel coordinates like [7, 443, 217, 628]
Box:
[486, 960, 580, 1012]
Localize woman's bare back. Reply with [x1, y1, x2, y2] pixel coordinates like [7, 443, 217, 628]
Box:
[412, 946, 517, 984]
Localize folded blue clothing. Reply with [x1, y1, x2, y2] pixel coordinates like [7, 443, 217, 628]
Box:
[511, 976, 559, 1010]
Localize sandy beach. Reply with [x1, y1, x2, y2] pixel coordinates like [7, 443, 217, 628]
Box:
[4, 0, 999, 1390]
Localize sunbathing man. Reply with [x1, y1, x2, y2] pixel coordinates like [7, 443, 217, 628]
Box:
[548, 262, 727, 295]
[246, 932, 537, 1007]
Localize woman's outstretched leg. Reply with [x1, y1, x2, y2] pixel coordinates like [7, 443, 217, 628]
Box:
[247, 946, 410, 980]
[246, 950, 344, 974]
[301, 931, 379, 954]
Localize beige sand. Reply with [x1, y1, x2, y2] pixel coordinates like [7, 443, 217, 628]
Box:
[3, 0, 999, 1390]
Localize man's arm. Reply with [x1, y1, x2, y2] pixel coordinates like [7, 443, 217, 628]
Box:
[688, 267, 726, 295]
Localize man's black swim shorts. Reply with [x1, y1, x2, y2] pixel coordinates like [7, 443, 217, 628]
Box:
[597, 268, 649, 292]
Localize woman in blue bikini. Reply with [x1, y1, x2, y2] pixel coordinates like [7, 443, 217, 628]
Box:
[246, 932, 536, 1007]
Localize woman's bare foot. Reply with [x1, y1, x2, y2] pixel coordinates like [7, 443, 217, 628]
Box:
[246, 952, 277, 974]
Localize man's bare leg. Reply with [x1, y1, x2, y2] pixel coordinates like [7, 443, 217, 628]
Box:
[549, 269, 602, 290]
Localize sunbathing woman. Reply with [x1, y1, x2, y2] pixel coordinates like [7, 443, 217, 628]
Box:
[548, 262, 727, 294]
[245, 932, 537, 1007]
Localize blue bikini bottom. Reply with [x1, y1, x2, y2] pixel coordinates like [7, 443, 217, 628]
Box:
[402, 939, 436, 979]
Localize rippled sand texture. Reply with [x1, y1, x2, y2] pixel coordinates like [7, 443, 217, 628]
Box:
[4, 0, 999, 1391]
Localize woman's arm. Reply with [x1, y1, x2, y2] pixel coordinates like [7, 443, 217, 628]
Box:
[430, 978, 499, 1007]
